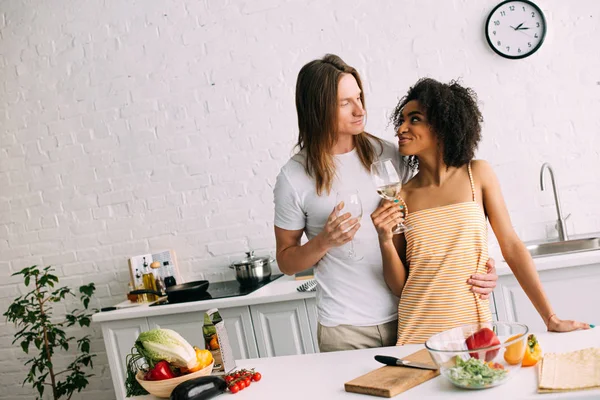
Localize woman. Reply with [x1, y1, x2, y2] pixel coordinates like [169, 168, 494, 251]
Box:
[371, 78, 590, 345]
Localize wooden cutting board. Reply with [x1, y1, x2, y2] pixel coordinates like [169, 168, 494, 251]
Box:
[344, 348, 440, 398]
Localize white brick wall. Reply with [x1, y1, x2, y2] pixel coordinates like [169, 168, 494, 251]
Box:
[1, 1, 599, 398]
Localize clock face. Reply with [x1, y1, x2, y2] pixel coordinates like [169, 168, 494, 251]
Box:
[485, 0, 547, 59]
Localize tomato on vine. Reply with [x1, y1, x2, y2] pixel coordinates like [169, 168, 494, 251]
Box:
[226, 368, 262, 394]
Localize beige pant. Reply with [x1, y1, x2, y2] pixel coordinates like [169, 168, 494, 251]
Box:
[317, 319, 398, 352]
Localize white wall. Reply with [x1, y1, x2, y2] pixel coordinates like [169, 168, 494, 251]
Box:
[1, 0, 599, 398]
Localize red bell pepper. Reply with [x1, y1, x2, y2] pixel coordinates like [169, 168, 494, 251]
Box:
[465, 327, 500, 361]
[145, 360, 176, 381]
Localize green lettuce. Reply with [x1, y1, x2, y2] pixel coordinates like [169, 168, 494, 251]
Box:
[135, 328, 197, 369]
[447, 356, 508, 388]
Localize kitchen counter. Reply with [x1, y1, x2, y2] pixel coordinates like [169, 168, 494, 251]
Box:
[132, 328, 600, 400]
[94, 243, 600, 324]
[92, 274, 314, 323]
[492, 238, 600, 277]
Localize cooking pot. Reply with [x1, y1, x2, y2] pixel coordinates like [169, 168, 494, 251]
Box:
[131, 280, 209, 304]
[230, 251, 273, 287]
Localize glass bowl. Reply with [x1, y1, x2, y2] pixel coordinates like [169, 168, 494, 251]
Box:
[425, 322, 529, 390]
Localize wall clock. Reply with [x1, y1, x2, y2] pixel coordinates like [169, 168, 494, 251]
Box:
[485, 0, 547, 59]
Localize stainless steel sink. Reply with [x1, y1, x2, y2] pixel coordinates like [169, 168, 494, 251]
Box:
[527, 237, 600, 258]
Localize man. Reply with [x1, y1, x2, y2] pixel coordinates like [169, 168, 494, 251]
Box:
[273, 54, 497, 352]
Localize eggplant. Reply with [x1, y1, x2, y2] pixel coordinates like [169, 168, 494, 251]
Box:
[170, 376, 227, 400]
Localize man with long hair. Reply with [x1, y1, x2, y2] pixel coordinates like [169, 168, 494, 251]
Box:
[273, 55, 497, 352]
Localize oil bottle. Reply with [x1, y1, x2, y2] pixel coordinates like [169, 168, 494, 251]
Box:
[141, 257, 158, 302]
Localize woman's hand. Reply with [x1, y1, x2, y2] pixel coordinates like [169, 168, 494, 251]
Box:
[370, 200, 405, 243]
[316, 202, 360, 251]
[547, 315, 591, 332]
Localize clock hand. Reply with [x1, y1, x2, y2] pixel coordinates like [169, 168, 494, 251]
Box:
[515, 22, 524, 30]
[515, 29, 533, 38]
[517, 26, 530, 30]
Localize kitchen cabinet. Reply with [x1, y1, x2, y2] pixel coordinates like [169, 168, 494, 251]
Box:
[101, 318, 149, 400]
[147, 312, 204, 343]
[220, 306, 259, 359]
[305, 298, 319, 352]
[147, 306, 258, 362]
[250, 300, 315, 357]
[494, 262, 600, 332]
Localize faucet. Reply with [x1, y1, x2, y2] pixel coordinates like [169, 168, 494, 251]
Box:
[539, 163, 569, 241]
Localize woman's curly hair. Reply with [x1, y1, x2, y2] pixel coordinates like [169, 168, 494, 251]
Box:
[390, 78, 483, 170]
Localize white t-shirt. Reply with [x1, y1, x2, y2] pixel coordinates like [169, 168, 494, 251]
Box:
[273, 138, 413, 327]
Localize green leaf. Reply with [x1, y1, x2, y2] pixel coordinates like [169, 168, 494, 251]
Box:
[35, 380, 44, 397]
[80, 283, 96, 296]
[24, 275, 30, 286]
[20, 340, 29, 354]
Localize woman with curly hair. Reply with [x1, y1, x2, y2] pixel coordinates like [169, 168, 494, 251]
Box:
[371, 78, 590, 345]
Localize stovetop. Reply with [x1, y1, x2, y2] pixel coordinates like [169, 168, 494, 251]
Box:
[149, 274, 284, 306]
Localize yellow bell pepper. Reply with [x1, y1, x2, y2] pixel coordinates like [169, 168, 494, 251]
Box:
[522, 334, 542, 367]
[196, 348, 213, 368]
[503, 334, 525, 365]
[184, 348, 214, 373]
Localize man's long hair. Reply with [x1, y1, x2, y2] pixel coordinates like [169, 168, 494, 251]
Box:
[295, 54, 382, 195]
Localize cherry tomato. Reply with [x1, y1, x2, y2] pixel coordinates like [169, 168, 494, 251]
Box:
[238, 381, 246, 390]
[234, 373, 240, 379]
[224, 375, 233, 383]
[252, 372, 262, 382]
[244, 378, 251, 387]
[229, 384, 239, 394]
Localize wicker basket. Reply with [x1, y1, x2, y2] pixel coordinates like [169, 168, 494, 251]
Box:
[135, 360, 214, 399]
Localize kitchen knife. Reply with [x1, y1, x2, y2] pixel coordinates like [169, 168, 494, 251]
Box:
[374, 355, 438, 370]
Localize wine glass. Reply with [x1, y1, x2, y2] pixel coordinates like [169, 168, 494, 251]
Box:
[335, 190, 363, 261]
[370, 158, 412, 234]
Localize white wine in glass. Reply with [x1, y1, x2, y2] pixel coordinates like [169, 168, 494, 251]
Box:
[370, 159, 411, 234]
[376, 183, 402, 201]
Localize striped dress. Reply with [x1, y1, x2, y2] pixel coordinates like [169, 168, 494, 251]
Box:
[396, 162, 492, 345]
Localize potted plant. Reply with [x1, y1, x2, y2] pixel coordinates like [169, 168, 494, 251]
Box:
[3, 265, 98, 400]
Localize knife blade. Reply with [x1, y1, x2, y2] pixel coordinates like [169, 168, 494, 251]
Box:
[374, 355, 438, 370]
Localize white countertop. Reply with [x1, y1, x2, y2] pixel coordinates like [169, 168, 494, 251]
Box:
[93, 245, 600, 324]
[494, 246, 600, 276]
[93, 275, 314, 323]
[132, 328, 600, 400]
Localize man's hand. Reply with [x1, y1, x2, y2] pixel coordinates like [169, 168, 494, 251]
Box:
[468, 257, 498, 300]
[315, 202, 360, 251]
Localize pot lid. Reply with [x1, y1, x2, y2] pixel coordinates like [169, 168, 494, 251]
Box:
[231, 251, 273, 267]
